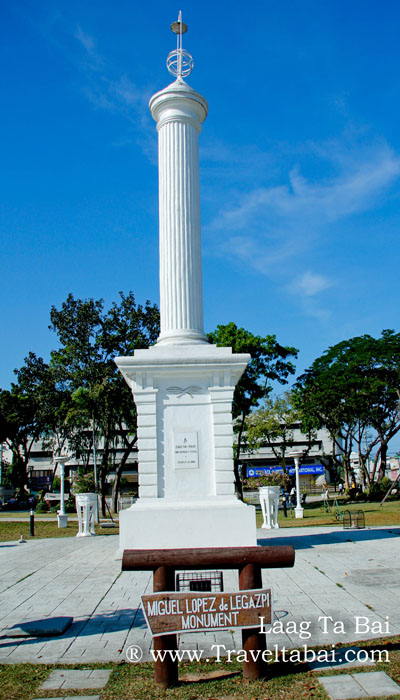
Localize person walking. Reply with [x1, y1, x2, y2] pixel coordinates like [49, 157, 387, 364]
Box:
[282, 489, 288, 518]
[323, 484, 330, 512]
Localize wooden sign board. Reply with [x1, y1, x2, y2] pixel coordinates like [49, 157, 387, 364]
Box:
[141, 588, 272, 636]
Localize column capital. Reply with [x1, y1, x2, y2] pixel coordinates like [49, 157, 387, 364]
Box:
[149, 80, 208, 131]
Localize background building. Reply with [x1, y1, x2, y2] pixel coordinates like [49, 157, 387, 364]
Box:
[239, 424, 334, 489]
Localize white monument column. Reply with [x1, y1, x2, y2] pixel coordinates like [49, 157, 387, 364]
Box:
[116, 14, 257, 550]
[151, 82, 208, 345]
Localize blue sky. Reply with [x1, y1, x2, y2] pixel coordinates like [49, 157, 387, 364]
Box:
[1, 1, 400, 449]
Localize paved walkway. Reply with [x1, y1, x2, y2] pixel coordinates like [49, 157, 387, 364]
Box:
[0, 526, 399, 664]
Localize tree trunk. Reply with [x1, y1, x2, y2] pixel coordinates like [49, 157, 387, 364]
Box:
[112, 450, 130, 513]
[112, 430, 137, 512]
[343, 455, 351, 489]
[370, 446, 381, 483]
[358, 456, 370, 487]
[11, 452, 27, 496]
[99, 440, 110, 517]
[377, 442, 388, 481]
[234, 413, 246, 501]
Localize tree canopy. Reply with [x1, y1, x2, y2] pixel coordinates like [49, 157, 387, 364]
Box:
[48, 291, 160, 512]
[293, 329, 400, 485]
[0, 292, 160, 510]
[0, 353, 60, 493]
[207, 322, 298, 495]
[245, 391, 316, 470]
[3, 291, 399, 504]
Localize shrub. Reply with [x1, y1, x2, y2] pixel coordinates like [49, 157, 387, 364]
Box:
[354, 491, 367, 502]
[72, 473, 96, 493]
[367, 477, 393, 501]
[51, 477, 71, 493]
[35, 501, 48, 513]
[243, 471, 290, 490]
[65, 495, 77, 513]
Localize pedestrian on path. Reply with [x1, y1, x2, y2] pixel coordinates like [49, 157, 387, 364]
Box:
[323, 484, 330, 512]
[282, 490, 288, 517]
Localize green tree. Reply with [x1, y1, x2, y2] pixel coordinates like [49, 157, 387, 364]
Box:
[294, 330, 400, 486]
[207, 323, 298, 496]
[49, 291, 160, 513]
[246, 391, 316, 469]
[16, 353, 78, 493]
[0, 353, 52, 492]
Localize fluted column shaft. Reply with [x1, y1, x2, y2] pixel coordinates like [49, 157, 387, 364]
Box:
[149, 82, 208, 345]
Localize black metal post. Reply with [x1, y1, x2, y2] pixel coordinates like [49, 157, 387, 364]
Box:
[29, 509, 35, 537]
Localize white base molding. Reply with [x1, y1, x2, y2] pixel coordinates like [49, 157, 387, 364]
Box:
[57, 513, 68, 528]
[119, 498, 257, 550]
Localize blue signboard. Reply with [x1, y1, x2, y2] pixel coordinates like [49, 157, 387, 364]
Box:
[246, 465, 325, 478]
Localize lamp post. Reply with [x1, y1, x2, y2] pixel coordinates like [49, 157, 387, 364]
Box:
[54, 454, 70, 528]
[290, 450, 304, 519]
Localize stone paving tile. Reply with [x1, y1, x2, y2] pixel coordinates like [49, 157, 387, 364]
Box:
[317, 674, 368, 698]
[1, 527, 400, 664]
[317, 671, 400, 699]
[353, 671, 400, 696]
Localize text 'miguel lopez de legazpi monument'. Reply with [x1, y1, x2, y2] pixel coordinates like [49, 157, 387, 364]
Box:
[116, 14, 257, 550]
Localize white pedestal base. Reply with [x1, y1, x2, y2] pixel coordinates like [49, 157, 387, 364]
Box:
[57, 513, 68, 528]
[75, 493, 97, 537]
[295, 507, 304, 519]
[116, 343, 257, 551]
[259, 486, 280, 529]
[119, 498, 256, 550]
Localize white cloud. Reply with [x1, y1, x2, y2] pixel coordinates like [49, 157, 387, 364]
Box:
[286, 271, 334, 321]
[206, 141, 400, 267]
[209, 143, 400, 237]
[72, 26, 150, 117]
[23, 9, 156, 153]
[205, 140, 400, 320]
[300, 300, 332, 321]
[69, 24, 157, 158]
[292, 271, 333, 297]
[74, 25, 98, 61]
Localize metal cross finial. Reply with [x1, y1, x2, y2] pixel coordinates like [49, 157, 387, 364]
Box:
[167, 10, 194, 80]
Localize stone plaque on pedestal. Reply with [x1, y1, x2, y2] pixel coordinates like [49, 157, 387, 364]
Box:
[174, 432, 198, 469]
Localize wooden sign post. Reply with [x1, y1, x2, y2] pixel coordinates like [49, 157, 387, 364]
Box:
[122, 545, 295, 687]
[142, 588, 272, 635]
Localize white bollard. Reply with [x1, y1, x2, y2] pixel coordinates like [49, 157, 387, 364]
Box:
[259, 486, 280, 529]
[75, 493, 97, 537]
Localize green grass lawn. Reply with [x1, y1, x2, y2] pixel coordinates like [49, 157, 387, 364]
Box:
[0, 511, 56, 519]
[0, 635, 399, 700]
[255, 498, 400, 528]
[0, 520, 118, 541]
[1, 499, 399, 540]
